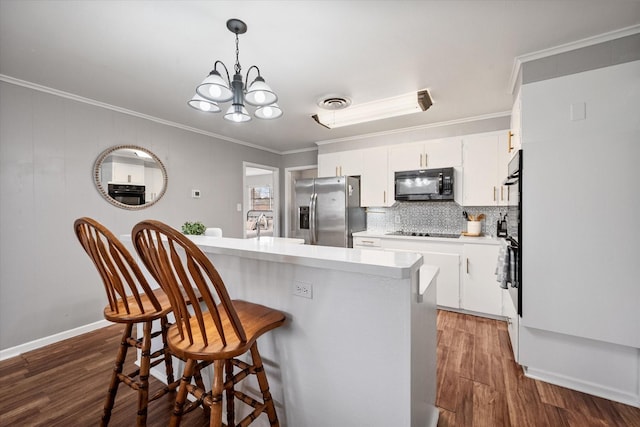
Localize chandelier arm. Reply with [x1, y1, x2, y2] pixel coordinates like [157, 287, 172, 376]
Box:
[213, 60, 232, 86]
[245, 65, 261, 87]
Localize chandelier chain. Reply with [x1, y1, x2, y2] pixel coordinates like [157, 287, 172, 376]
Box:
[234, 33, 241, 75]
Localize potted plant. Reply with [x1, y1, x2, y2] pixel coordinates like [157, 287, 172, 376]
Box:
[181, 221, 206, 235]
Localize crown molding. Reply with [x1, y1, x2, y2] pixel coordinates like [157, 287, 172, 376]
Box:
[0, 74, 283, 155]
[508, 24, 640, 94]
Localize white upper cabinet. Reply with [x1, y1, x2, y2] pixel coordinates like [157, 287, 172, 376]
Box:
[509, 88, 523, 157]
[460, 132, 510, 206]
[105, 159, 145, 184]
[389, 138, 462, 173]
[360, 146, 393, 207]
[318, 150, 363, 177]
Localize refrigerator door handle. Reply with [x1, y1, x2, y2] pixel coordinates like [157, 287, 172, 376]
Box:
[309, 193, 318, 245]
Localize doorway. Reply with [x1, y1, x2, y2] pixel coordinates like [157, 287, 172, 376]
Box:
[284, 165, 317, 238]
[242, 163, 279, 238]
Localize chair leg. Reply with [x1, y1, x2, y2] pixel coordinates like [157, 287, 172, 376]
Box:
[209, 360, 225, 427]
[160, 316, 175, 388]
[250, 343, 279, 426]
[101, 323, 133, 426]
[170, 358, 196, 427]
[136, 321, 153, 427]
[225, 359, 235, 427]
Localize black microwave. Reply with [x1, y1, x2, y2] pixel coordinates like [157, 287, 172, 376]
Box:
[394, 167, 455, 201]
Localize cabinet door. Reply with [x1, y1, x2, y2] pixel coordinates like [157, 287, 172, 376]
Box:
[509, 89, 522, 157]
[361, 147, 392, 207]
[318, 150, 363, 177]
[423, 138, 462, 168]
[423, 251, 460, 308]
[502, 290, 519, 362]
[462, 134, 499, 206]
[462, 244, 502, 316]
[496, 132, 511, 206]
[317, 152, 340, 177]
[113, 161, 144, 184]
[388, 142, 423, 172]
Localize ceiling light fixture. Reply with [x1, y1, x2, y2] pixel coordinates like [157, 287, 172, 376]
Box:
[188, 18, 282, 122]
[312, 89, 432, 129]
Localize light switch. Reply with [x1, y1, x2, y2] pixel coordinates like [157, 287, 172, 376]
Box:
[236, 203, 242, 212]
[570, 102, 586, 121]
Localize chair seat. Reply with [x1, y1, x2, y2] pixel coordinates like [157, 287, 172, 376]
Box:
[167, 300, 285, 360]
[104, 288, 172, 323]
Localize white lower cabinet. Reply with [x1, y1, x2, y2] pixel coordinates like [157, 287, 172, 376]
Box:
[422, 251, 460, 308]
[355, 235, 503, 318]
[502, 291, 519, 362]
[461, 244, 502, 316]
[361, 238, 462, 310]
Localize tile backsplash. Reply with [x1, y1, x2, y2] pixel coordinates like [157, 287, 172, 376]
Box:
[366, 201, 507, 237]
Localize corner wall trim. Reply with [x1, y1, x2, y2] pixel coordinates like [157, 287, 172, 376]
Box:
[0, 319, 111, 361]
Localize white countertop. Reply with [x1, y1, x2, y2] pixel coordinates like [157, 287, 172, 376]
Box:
[353, 230, 501, 245]
[123, 235, 423, 280]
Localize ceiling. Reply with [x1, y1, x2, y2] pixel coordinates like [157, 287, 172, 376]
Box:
[1, 1, 639, 154]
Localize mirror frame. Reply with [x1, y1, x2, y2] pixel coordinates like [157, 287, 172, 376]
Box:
[93, 145, 168, 210]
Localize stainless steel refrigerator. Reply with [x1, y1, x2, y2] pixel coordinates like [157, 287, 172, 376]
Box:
[293, 176, 366, 247]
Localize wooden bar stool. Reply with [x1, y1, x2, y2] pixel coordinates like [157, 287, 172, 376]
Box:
[74, 217, 177, 426]
[132, 219, 285, 427]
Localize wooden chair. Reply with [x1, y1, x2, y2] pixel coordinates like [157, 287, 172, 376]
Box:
[132, 219, 285, 427]
[74, 217, 177, 426]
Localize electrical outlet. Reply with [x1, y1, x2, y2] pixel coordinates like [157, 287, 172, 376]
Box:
[293, 281, 313, 299]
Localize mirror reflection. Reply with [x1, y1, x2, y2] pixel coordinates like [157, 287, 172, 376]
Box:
[94, 145, 167, 210]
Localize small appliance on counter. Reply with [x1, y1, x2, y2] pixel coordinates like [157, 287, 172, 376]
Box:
[497, 213, 508, 237]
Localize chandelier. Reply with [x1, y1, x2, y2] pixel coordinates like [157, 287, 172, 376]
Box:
[188, 19, 282, 122]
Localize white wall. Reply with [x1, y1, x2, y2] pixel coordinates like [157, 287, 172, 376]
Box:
[0, 81, 285, 351]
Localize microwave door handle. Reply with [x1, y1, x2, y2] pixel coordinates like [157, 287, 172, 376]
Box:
[438, 173, 443, 194]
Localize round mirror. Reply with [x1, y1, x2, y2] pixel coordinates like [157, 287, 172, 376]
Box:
[93, 145, 168, 210]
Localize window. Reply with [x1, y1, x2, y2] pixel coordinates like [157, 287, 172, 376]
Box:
[250, 186, 273, 211]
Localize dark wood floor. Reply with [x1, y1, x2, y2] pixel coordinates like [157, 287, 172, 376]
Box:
[1, 310, 638, 426]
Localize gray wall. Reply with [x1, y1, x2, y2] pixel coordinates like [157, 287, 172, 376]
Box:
[0, 81, 287, 350]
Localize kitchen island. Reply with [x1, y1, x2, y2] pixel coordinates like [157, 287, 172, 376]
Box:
[128, 235, 439, 427]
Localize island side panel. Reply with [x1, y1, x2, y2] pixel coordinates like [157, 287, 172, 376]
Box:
[411, 266, 439, 426]
[210, 252, 417, 427]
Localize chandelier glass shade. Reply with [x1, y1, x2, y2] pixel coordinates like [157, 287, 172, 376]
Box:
[189, 19, 281, 123]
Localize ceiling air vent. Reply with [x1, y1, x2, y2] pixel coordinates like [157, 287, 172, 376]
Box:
[317, 96, 352, 110]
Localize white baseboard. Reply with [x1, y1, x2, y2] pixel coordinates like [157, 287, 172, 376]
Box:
[0, 319, 111, 361]
[525, 366, 640, 409]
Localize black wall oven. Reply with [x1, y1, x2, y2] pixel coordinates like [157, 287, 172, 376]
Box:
[108, 184, 145, 206]
[503, 150, 522, 316]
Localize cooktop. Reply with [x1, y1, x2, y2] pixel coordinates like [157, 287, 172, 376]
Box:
[386, 231, 460, 239]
